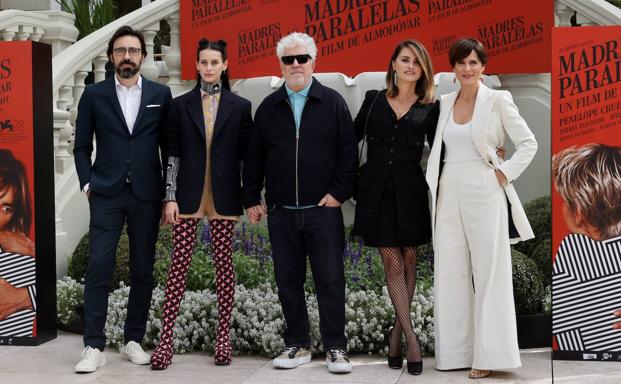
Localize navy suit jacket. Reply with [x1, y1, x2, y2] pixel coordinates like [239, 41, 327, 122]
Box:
[166, 86, 252, 215]
[74, 76, 172, 201]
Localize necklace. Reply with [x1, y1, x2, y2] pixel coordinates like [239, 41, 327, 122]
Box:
[389, 94, 418, 118]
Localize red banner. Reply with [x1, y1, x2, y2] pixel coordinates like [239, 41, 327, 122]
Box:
[551, 26, 621, 361]
[0, 41, 55, 345]
[551, 27, 621, 258]
[180, 0, 553, 79]
[0, 42, 36, 341]
[0, 43, 35, 240]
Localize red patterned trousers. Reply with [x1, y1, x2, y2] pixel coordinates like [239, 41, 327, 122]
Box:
[151, 218, 236, 369]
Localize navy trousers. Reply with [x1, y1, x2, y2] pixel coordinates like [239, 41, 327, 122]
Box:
[83, 184, 161, 350]
[267, 206, 347, 350]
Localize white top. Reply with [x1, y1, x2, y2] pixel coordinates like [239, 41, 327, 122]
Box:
[115, 75, 142, 134]
[442, 110, 483, 162]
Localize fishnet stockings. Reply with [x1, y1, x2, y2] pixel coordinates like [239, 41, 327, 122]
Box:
[380, 247, 421, 362]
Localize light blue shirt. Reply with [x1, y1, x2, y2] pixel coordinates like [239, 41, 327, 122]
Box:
[285, 79, 312, 131]
[284, 79, 315, 209]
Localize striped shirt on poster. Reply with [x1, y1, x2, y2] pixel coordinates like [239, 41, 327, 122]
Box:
[553, 233, 621, 351]
[0, 252, 36, 337]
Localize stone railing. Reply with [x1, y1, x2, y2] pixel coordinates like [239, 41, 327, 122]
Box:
[556, 0, 621, 26]
[0, 9, 78, 55]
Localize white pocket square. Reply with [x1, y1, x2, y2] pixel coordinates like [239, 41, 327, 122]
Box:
[146, 104, 161, 108]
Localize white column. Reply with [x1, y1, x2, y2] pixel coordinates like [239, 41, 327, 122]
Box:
[554, 1, 574, 27]
[165, 13, 183, 94]
[1, 28, 17, 41]
[93, 54, 109, 83]
[55, 83, 75, 173]
[16, 25, 33, 41]
[141, 23, 161, 81]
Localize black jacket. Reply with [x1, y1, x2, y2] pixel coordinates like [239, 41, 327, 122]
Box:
[352, 90, 439, 244]
[166, 87, 252, 215]
[74, 76, 172, 201]
[242, 78, 357, 208]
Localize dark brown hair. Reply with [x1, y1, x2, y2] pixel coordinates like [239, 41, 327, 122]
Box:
[0, 149, 32, 236]
[196, 38, 230, 90]
[107, 26, 146, 59]
[448, 38, 487, 67]
[385, 39, 435, 104]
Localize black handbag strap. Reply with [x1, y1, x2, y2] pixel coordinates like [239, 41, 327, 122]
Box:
[358, 90, 381, 164]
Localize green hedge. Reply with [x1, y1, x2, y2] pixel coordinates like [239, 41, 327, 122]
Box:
[512, 249, 546, 315]
[68, 223, 431, 295]
[513, 196, 551, 259]
[68, 219, 548, 316]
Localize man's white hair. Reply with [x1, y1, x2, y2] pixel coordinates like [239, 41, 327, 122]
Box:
[276, 32, 317, 60]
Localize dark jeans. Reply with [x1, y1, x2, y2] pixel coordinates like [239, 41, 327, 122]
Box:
[83, 184, 161, 350]
[267, 206, 347, 350]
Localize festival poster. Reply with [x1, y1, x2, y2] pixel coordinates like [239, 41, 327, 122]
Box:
[180, 0, 553, 79]
[551, 26, 621, 361]
[0, 41, 56, 346]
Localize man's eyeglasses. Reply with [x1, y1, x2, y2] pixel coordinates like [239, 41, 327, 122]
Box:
[281, 54, 312, 65]
[113, 47, 142, 57]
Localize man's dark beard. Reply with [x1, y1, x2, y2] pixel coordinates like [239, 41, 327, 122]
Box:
[115, 60, 140, 79]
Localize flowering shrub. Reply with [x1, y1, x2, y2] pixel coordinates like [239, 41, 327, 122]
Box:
[69, 222, 433, 296]
[56, 276, 85, 325]
[57, 278, 435, 356]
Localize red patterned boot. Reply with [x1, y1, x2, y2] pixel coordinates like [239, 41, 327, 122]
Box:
[151, 218, 199, 370]
[210, 219, 236, 366]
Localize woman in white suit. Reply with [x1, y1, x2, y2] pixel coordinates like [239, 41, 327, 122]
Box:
[425, 38, 537, 379]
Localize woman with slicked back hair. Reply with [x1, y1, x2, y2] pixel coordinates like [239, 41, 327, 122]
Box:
[150, 38, 253, 370]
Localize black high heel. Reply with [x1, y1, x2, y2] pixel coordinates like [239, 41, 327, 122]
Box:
[386, 327, 403, 369]
[406, 336, 423, 375]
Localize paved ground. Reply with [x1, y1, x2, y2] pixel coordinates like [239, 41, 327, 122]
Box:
[0, 332, 620, 383]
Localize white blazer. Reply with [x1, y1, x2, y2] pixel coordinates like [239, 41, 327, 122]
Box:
[425, 83, 537, 244]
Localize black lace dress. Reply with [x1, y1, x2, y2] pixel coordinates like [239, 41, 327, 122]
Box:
[352, 90, 439, 247]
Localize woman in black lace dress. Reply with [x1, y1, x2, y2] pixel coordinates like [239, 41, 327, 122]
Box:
[352, 39, 439, 375]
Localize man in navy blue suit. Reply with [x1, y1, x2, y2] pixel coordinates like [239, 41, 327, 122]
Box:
[73, 26, 172, 373]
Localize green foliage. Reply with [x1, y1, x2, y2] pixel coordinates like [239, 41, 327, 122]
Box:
[606, 0, 621, 8]
[67, 227, 129, 290]
[56, 0, 118, 40]
[512, 249, 546, 315]
[513, 196, 551, 258]
[73, 222, 418, 294]
[531, 238, 552, 283]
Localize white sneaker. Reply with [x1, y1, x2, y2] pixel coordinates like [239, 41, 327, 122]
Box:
[326, 349, 352, 373]
[120, 341, 151, 365]
[74, 346, 106, 373]
[273, 346, 312, 369]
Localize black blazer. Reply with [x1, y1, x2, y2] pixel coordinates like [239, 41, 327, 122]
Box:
[74, 76, 172, 201]
[166, 86, 252, 215]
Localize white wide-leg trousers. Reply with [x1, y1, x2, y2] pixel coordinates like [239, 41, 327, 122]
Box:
[434, 160, 521, 370]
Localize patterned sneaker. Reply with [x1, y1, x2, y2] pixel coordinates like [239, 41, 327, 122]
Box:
[272, 346, 312, 369]
[326, 349, 352, 373]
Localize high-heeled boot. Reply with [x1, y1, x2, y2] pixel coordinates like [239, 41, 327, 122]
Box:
[210, 219, 236, 365]
[151, 219, 198, 370]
